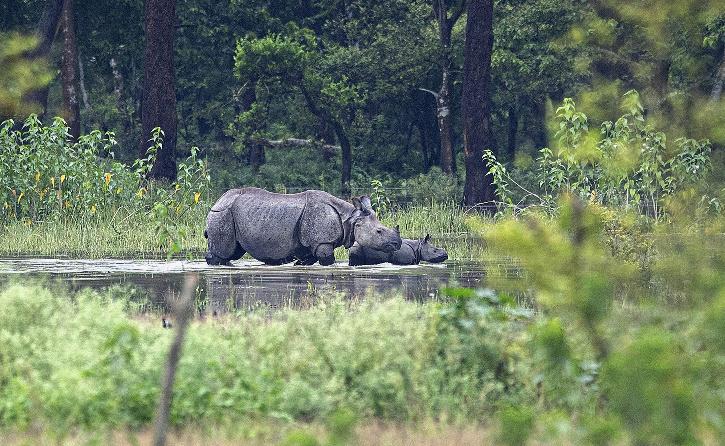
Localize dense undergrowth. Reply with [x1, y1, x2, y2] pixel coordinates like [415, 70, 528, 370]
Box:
[0, 283, 528, 432]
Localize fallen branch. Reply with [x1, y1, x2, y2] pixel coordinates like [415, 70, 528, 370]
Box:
[250, 137, 340, 155]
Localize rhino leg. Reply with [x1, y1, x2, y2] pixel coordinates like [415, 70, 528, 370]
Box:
[315, 244, 335, 266]
[260, 256, 294, 266]
[295, 255, 318, 266]
[205, 207, 245, 265]
[348, 245, 365, 266]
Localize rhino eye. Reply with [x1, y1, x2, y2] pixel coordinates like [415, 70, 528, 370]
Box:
[376, 228, 383, 234]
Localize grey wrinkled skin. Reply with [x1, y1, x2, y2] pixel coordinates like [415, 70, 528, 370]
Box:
[348, 234, 448, 266]
[205, 187, 402, 266]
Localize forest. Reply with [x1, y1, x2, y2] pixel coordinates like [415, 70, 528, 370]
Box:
[0, 0, 724, 445]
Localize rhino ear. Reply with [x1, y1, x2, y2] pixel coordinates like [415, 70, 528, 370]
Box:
[352, 197, 363, 210]
[424, 234, 431, 243]
[395, 224, 400, 234]
[360, 196, 373, 211]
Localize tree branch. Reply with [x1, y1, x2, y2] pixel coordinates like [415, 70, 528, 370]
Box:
[250, 137, 339, 154]
[418, 87, 440, 99]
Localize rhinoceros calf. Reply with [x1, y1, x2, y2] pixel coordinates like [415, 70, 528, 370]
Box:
[204, 187, 402, 266]
[348, 234, 448, 266]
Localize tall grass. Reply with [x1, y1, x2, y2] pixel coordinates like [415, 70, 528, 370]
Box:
[0, 206, 208, 258]
[0, 202, 488, 260]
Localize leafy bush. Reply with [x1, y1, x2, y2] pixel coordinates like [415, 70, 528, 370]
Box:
[0, 116, 210, 255]
[470, 194, 725, 444]
[403, 167, 463, 205]
[0, 284, 529, 431]
[485, 91, 712, 219]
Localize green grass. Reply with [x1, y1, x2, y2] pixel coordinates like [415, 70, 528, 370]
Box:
[0, 207, 208, 259]
[0, 203, 488, 260]
[0, 282, 524, 433]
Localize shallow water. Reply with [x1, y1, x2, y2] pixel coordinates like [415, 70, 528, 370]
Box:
[0, 257, 500, 313]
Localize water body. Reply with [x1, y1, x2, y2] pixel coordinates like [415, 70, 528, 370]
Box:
[0, 258, 500, 313]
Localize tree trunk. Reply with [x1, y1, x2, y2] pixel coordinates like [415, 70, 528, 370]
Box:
[59, 0, 80, 140]
[77, 47, 89, 110]
[237, 80, 266, 170]
[507, 107, 517, 162]
[140, 0, 177, 180]
[300, 85, 352, 196]
[433, 0, 463, 175]
[23, 0, 65, 118]
[333, 120, 352, 197]
[437, 67, 455, 174]
[462, 0, 496, 206]
[710, 45, 725, 103]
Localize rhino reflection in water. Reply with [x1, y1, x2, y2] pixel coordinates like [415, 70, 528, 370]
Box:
[348, 234, 448, 266]
[204, 187, 402, 266]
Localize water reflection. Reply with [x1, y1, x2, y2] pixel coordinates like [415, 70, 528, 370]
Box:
[0, 258, 496, 312]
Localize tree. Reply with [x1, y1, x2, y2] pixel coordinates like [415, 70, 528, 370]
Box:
[140, 0, 177, 180]
[425, 0, 465, 174]
[60, 0, 80, 139]
[233, 31, 363, 196]
[462, 0, 496, 205]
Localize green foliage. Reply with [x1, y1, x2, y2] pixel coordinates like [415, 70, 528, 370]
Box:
[0, 284, 532, 431]
[0, 33, 53, 116]
[497, 405, 535, 446]
[402, 167, 463, 205]
[0, 117, 210, 256]
[604, 329, 696, 445]
[486, 92, 712, 219]
[471, 194, 725, 444]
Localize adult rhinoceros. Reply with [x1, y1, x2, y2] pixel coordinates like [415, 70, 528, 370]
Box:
[204, 187, 402, 266]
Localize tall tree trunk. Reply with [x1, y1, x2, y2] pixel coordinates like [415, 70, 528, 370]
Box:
[238, 80, 266, 171]
[59, 0, 80, 140]
[710, 45, 725, 103]
[140, 0, 177, 180]
[77, 47, 89, 110]
[23, 0, 65, 118]
[433, 0, 464, 175]
[332, 120, 352, 197]
[531, 100, 548, 149]
[300, 85, 352, 196]
[462, 0, 496, 206]
[507, 107, 517, 162]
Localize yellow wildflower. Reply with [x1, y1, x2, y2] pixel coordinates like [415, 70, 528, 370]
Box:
[194, 192, 201, 204]
[91, 204, 97, 214]
[175, 184, 181, 191]
[17, 192, 24, 202]
[64, 200, 70, 208]
[3, 202, 7, 209]
[104, 172, 112, 186]
[60, 175, 66, 184]
[35, 171, 40, 183]
[136, 188, 146, 198]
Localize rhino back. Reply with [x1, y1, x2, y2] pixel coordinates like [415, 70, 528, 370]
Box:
[390, 241, 417, 265]
[230, 188, 306, 260]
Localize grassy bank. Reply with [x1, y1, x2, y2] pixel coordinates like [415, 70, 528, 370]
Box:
[1, 422, 493, 446]
[0, 203, 487, 260]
